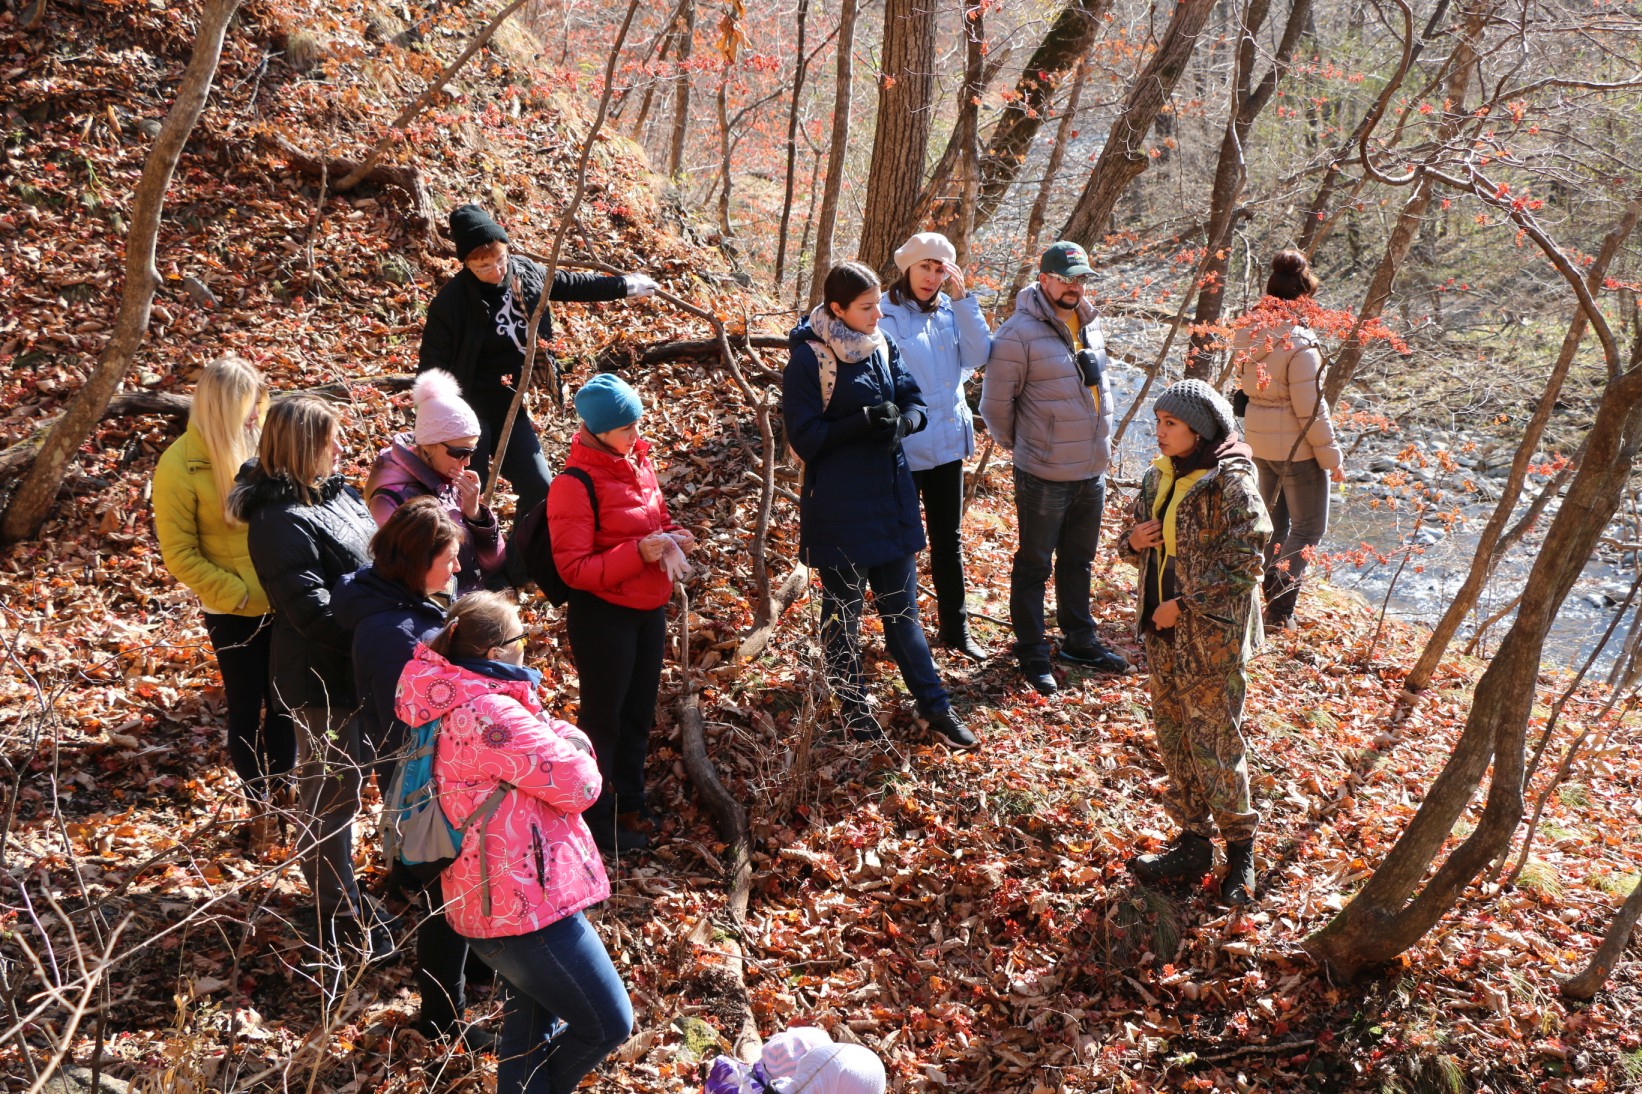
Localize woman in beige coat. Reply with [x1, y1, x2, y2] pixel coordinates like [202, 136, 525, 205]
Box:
[1233, 250, 1344, 629]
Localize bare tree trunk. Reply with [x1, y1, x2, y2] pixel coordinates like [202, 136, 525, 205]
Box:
[2, 0, 241, 544]
[1395, 199, 1641, 699]
[924, 0, 1111, 234]
[951, 3, 986, 265]
[716, 76, 733, 239]
[809, 0, 859, 309]
[855, 0, 937, 274]
[773, 0, 811, 289]
[1321, 1, 1495, 405]
[667, 0, 696, 179]
[1562, 874, 1642, 1000]
[1005, 60, 1089, 305]
[1058, 0, 1217, 248]
[1183, 0, 1312, 380]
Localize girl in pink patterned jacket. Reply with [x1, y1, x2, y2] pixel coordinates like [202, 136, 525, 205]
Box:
[395, 591, 632, 1094]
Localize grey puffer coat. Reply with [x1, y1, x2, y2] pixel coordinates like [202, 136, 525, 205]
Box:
[979, 285, 1114, 482]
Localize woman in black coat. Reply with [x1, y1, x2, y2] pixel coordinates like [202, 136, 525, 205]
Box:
[229, 394, 383, 969]
[418, 204, 658, 523]
[784, 262, 975, 751]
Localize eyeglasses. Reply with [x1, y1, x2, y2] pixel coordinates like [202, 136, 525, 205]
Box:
[466, 251, 508, 271]
[496, 632, 528, 648]
[442, 444, 477, 460]
[1046, 272, 1091, 287]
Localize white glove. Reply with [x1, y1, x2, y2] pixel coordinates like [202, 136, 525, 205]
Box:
[660, 538, 692, 583]
[625, 273, 659, 299]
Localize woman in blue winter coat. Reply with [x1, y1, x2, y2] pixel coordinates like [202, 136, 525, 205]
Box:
[331, 496, 492, 1047]
[879, 232, 992, 662]
[784, 262, 976, 751]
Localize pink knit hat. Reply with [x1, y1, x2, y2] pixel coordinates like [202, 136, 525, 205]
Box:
[411, 369, 481, 445]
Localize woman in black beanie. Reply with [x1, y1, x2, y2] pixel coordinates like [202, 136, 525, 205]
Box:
[418, 205, 659, 541]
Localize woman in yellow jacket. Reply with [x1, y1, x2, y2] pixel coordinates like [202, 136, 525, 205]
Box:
[153, 356, 294, 848]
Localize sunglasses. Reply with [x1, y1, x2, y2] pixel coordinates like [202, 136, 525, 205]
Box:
[442, 443, 477, 460]
[1047, 272, 1091, 287]
[496, 632, 528, 648]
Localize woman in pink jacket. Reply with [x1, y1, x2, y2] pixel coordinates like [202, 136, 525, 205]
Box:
[396, 591, 631, 1094]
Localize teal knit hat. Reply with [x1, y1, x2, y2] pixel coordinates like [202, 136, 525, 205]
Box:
[574, 373, 643, 434]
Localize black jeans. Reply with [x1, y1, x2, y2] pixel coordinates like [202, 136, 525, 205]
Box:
[200, 612, 296, 799]
[415, 899, 496, 1035]
[911, 459, 969, 639]
[565, 591, 667, 824]
[1009, 467, 1106, 665]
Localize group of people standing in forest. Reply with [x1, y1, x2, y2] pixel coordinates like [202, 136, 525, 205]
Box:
[151, 199, 1341, 1092]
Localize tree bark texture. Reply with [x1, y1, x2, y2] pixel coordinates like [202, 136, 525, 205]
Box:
[1058, 0, 1217, 248]
[1183, 0, 1313, 380]
[1321, 1, 1494, 406]
[951, 3, 985, 266]
[773, 0, 811, 288]
[667, 0, 696, 179]
[855, 0, 937, 275]
[1562, 875, 1642, 1000]
[2, 0, 242, 545]
[926, 0, 1111, 235]
[809, 0, 859, 309]
[1304, 368, 1642, 980]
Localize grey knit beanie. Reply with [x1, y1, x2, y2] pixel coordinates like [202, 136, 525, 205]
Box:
[1155, 379, 1236, 445]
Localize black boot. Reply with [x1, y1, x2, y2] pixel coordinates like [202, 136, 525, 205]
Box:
[939, 623, 988, 663]
[1128, 833, 1212, 885]
[1222, 839, 1257, 906]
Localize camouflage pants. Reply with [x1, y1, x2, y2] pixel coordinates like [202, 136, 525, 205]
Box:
[1143, 634, 1258, 842]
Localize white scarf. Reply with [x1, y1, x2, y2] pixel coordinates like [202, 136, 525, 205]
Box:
[807, 305, 886, 365]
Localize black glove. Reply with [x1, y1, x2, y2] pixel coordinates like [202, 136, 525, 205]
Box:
[894, 408, 925, 440]
[868, 401, 900, 440]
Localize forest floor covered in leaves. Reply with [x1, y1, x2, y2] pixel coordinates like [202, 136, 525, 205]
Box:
[4, 0, 1642, 1090]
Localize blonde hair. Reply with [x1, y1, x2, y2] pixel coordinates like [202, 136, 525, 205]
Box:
[191, 355, 268, 527]
[428, 591, 518, 660]
[256, 395, 341, 505]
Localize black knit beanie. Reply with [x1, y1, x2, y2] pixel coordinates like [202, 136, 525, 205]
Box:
[449, 204, 509, 261]
[1155, 379, 1236, 446]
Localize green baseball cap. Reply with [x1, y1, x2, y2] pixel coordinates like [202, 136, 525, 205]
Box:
[1040, 240, 1095, 278]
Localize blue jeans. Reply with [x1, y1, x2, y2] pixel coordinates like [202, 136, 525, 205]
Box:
[818, 553, 950, 716]
[464, 914, 633, 1094]
[1010, 467, 1105, 664]
[1254, 456, 1329, 622]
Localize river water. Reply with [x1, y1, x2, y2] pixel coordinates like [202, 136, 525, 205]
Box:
[1100, 363, 1640, 675]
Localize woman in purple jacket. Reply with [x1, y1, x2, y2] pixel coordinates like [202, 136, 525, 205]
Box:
[365, 369, 504, 593]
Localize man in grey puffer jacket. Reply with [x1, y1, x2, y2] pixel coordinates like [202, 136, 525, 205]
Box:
[980, 241, 1130, 695]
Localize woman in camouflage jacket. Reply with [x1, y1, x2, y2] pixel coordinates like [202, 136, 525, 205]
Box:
[1119, 380, 1272, 906]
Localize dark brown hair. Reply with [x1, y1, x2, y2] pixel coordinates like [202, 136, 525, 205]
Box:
[1265, 249, 1320, 300]
[427, 590, 519, 661]
[886, 270, 937, 314]
[823, 261, 882, 316]
[371, 496, 463, 592]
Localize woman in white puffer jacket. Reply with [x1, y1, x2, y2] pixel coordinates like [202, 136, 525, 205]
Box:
[1233, 249, 1345, 629]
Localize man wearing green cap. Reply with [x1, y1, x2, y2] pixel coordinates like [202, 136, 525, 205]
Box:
[979, 241, 1131, 695]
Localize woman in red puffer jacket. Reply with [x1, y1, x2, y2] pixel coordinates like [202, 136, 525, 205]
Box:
[547, 373, 694, 856]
